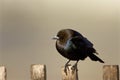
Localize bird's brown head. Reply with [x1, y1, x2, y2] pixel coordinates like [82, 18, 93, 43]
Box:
[53, 29, 72, 44]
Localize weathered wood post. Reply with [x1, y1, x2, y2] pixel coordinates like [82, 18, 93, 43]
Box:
[0, 66, 6, 80]
[31, 64, 46, 80]
[61, 65, 79, 80]
[103, 65, 119, 80]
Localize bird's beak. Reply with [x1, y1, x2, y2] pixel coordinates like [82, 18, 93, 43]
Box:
[52, 36, 59, 40]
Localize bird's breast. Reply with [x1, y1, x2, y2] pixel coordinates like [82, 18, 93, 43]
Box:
[64, 39, 77, 52]
[56, 40, 87, 60]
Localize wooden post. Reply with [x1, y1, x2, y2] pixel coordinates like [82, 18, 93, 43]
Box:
[31, 64, 46, 80]
[61, 65, 78, 80]
[0, 66, 6, 80]
[103, 65, 119, 80]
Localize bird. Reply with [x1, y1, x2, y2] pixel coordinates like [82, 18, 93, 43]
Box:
[53, 29, 104, 73]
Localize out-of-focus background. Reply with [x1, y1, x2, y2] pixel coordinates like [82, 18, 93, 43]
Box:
[0, 0, 120, 80]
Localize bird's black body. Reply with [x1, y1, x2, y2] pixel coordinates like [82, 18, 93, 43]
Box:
[54, 29, 104, 63]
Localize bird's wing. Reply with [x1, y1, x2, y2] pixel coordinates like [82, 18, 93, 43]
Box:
[71, 36, 100, 55]
[71, 36, 93, 48]
[82, 37, 93, 47]
[64, 36, 94, 52]
[64, 36, 88, 51]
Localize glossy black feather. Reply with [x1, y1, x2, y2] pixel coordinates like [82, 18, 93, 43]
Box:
[54, 29, 104, 63]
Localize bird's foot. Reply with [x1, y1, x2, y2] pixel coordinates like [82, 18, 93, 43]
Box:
[64, 64, 71, 75]
[71, 63, 78, 72]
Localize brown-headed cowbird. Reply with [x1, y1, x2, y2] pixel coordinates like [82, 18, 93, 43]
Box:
[53, 29, 104, 72]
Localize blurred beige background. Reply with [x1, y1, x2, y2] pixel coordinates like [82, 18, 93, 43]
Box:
[0, 0, 120, 80]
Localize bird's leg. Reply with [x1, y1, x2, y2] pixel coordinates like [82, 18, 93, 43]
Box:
[64, 60, 71, 75]
[71, 60, 79, 72]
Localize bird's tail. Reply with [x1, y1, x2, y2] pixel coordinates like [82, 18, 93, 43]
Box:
[88, 53, 104, 63]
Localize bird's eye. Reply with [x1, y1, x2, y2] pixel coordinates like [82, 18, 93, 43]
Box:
[60, 35, 65, 39]
[57, 31, 67, 40]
